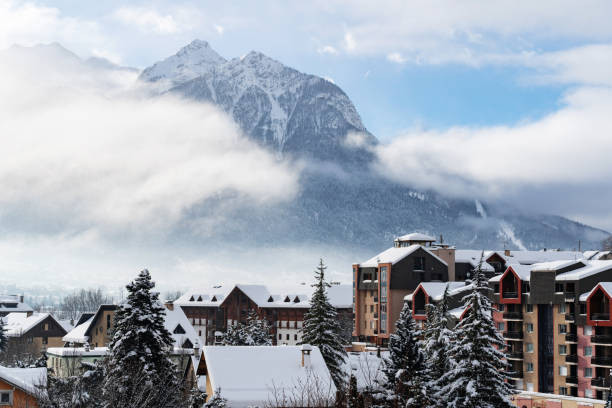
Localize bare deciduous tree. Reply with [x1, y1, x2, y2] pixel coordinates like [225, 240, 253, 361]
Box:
[59, 289, 113, 322]
[265, 369, 336, 408]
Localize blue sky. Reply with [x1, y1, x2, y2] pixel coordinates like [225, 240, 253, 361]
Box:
[1, 0, 612, 288]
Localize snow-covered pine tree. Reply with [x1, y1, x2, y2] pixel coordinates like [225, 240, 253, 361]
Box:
[102, 269, 182, 408]
[437, 255, 514, 408]
[347, 374, 361, 408]
[0, 319, 6, 353]
[382, 302, 428, 406]
[205, 388, 227, 408]
[222, 310, 272, 346]
[300, 259, 347, 388]
[422, 284, 455, 407]
[245, 310, 272, 345]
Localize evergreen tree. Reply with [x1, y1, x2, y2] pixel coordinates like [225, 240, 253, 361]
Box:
[422, 285, 455, 406]
[382, 303, 427, 406]
[347, 374, 361, 408]
[300, 259, 347, 388]
[222, 310, 272, 346]
[204, 388, 227, 408]
[437, 255, 514, 408]
[187, 387, 207, 408]
[0, 321, 6, 353]
[102, 269, 182, 408]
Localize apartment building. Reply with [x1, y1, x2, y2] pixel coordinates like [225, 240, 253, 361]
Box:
[490, 259, 612, 399]
[176, 283, 353, 346]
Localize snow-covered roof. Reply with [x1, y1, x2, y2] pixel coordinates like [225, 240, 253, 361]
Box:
[0, 366, 46, 395]
[530, 260, 585, 272]
[203, 345, 335, 407]
[502, 250, 583, 265]
[581, 282, 612, 303]
[3, 312, 62, 337]
[454, 250, 500, 271]
[221, 283, 352, 309]
[164, 305, 199, 348]
[394, 232, 435, 242]
[343, 351, 386, 390]
[404, 282, 469, 302]
[46, 346, 108, 357]
[584, 250, 612, 260]
[58, 320, 74, 333]
[0, 295, 33, 314]
[489, 264, 534, 282]
[555, 260, 612, 281]
[62, 315, 94, 344]
[359, 244, 447, 268]
[174, 286, 233, 307]
[448, 306, 468, 319]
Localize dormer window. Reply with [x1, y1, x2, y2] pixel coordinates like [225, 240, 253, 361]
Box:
[293, 296, 300, 303]
[197, 296, 203, 301]
[267, 296, 274, 302]
[173, 324, 186, 334]
[182, 339, 193, 348]
[414, 257, 425, 271]
[284, 296, 291, 303]
[211, 296, 217, 302]
[189, 296, 195, 301]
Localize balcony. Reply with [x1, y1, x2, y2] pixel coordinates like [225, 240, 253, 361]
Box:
[592, 377, 611, 388]
[507, 370, 523, 379]
[592, 313, 611, 321]
[565, 333, 578, 343]
[591, 356, 612, 367]
[502, 292, 518, 299]
[565, 292, 576, 302]
[565, 375, 578, 385]
[565, 313, 575, 322]
[504, 331, 523, 340]
[415, 309, 425, 316]
[507, 351, 524, 360]
[503, 312, 523, 320]
[592, 335, 612, 345]
[565, 354, 578, 364]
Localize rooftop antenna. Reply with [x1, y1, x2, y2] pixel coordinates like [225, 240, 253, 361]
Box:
[578, 240, 582, 252]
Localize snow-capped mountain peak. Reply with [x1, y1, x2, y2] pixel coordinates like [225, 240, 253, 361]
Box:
[139, 39, 226, 87]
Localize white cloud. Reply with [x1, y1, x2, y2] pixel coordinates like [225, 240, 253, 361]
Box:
[214, 24, 224, 35]
[343, 32, 356, 51]
[317, 45, 337, 55]
[374, 86, 612, 229]
[387, 52, 407, 64]
[113, 6, 180, 34]
[0, 46, 299, 234]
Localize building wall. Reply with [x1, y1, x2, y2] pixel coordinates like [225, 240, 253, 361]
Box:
[89, 309, 115, 347]
[0, 379, 39, 408]
[523, 303, 539, 392]
[577, 324, 592, 398]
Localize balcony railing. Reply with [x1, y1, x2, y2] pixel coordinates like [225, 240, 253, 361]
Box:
[592, 335, 612, 345]
[504, 331, 523, 340]
[592, 313, 611, 321]
[565, 333, 578, 342]
[565, 292, 576, 301]
[565, 354, 578, 363]
[591, 356, 612, 366]
[565, 375, 578, 385]
[507, 370, 523, 379]
[503, 312, 523, 320]
[415, 309, 426, 315]
[592, 377, 611, 388]
[507, 351, 523, 360]
[502, 291, 518, 299]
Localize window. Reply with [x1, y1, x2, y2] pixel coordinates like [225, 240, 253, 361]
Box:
[414, 257, 425, 271]
[526, 383, 534, 392]
[526, 323, 534, 333]
[497, 322, 505, 332]
[555, 283, 564, 293]
[42, 336, 48, 345]
[526, 304, 533, 313]
[558, 345, 567, 355]
[498, 304, 505, 312]
[585, 367, 593, 378]
[294, 334, 297, 341]
[0, 391, 12, 405]
[526, 343, 534, 353]
[173, 325, 186, 334]
[381, 287, 387, 302]
[494, 284, 500, 293]
[559, 324, 567, 334]
[370, 305, 374, 313]
[526, 363, 534, 372]
[559, 366, 567, 376]
[286, 334, 289, 340]
[559, 304, 566, 314]
[279, 333, 282, 340]
[44, 323, 49, 331]
[585, 388, 593, 398]
[585, 325, 593, 335]
[559, 387, 568, 396]
[585, 346, 593, 356]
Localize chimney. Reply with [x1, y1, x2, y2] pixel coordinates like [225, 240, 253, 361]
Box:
[504, 249, 511, 257]
[193, 338, 201, 357]
[19, 295, 24, 303]
[84, 342, 90, 352]
[165, 300, 174, 311]
[301, 344, 312, 368]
